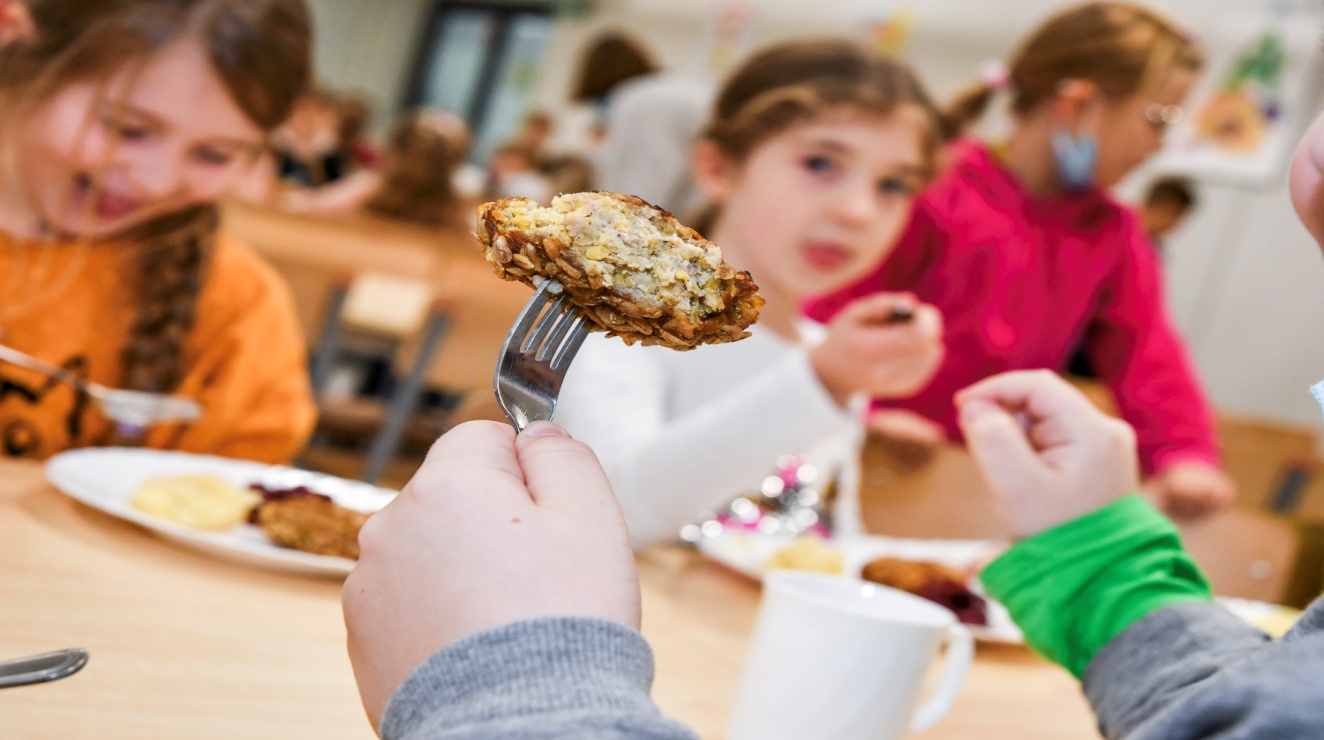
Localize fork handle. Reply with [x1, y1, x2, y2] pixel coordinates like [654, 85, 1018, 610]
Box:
[0, 649, 89, 689]
[0, 344, 89, 393]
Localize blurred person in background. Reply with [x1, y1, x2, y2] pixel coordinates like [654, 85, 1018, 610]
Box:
[484, 141, 552, 204]
[571, 32, 659, 114]
[282, 109, 474, 229]
[539, 153, 597, 197]
[0, 0, 315, 463]
[808, 1, 1235, 520]
[513, 110, 555, 163]
[335, 94, 380, 172]
[1141, 175, 1198, 256]
[271, 89, 346, 186]
[557, 40, 947, 547]
[595, 73, 715, 217]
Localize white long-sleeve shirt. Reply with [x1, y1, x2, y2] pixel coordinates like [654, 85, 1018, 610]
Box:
[556, 323, 865, 547]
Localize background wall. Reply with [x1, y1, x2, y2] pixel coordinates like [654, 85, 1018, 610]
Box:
[304, 0, 434, 133]
[306, 0, 1324, 432]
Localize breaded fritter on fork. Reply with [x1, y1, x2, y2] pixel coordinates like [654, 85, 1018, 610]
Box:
[475, 191, 763, 350]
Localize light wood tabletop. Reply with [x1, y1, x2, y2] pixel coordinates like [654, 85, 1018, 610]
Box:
[0, 458, 1099, 739]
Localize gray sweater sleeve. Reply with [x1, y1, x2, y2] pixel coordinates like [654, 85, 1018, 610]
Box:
[380, 617, 700, 740]
[1082, 597, 1324, 740]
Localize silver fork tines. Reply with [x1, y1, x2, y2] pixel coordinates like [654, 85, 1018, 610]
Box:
[495, 280, 592, 430]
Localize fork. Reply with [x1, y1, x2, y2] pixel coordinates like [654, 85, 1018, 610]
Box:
[494, 279, 593, 430]
[0, 343, 201, 429]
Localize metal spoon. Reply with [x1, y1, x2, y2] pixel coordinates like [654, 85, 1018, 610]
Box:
[0, 649, 89, 689]
[0, 343, 200, 427]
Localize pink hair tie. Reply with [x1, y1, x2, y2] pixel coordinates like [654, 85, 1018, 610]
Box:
[978, 59, 1011, 91]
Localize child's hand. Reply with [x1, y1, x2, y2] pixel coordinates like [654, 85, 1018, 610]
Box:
[1143, 461, 1236, 521]
[811, 293, 944, 405]
[342, 421, 640, 729]
[1290, 111, 1324, 247]
[955, 370, 1140, 539]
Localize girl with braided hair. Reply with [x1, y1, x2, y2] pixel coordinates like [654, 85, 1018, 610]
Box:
[0, 0, 316, 463]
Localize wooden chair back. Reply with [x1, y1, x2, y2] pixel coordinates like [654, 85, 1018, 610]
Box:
[221, 201, 444, 338]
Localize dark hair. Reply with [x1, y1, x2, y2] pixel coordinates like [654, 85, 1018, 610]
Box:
[335, 93, 372, 158]
[691, 39, 944, 235]
[943, 2, 1205, 136]
[1145, 176, 1196, 210]
[1, 0, 312, 398]
[572, 33, 657, 103]
[365, 109, 469, 228]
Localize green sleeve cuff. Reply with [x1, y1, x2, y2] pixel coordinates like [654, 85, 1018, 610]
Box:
[981, 495, 1213, 678]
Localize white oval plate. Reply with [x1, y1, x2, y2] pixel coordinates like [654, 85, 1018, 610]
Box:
[46, 448, 397, 577]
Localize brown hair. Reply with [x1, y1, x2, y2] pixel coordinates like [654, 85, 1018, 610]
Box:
[1144, 175, 1196, 210]
[572, 33, 657, 103]
[692, 39, 944, 234]
[365, 109, 468, 228]
[334, 93, 372, 161]
[0, 0, 311, 398]
[943, 2, 1205, 136]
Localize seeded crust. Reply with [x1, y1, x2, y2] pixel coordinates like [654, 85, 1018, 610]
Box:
[474, 192, 763, 350]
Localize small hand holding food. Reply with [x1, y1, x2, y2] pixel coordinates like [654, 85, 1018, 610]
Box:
[1143, 461, 1236, 521]
[811, 292, 944, 405]
[342, 421, 640, 728]
[955, 370, 1140, 539]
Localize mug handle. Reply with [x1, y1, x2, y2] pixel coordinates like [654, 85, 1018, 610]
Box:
[909, 623, 974, 732]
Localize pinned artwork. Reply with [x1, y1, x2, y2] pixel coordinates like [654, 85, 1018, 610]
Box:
[704, 1, 759, 73]
[859, 6, 915, 57]
[1150, 0, 1323, 188]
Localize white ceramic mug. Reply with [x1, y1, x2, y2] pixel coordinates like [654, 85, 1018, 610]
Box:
[726, 571, 974, 740]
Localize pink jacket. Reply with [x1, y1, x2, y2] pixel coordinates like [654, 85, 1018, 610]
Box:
[806, 140, 1218, 475]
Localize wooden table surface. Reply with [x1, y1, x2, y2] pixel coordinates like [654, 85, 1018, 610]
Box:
[0, 459, 1098, 738]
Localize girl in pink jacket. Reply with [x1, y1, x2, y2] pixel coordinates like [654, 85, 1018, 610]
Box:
[808, 2, 1234, 519]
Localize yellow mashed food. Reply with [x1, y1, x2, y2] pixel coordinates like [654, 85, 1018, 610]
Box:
[130, 475, 261, 532]
[763, 537, 844, 575]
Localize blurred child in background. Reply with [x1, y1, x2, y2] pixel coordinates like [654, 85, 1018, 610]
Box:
[282, 109, 474, 229]
[556, 40, 946, 546]
[484, 141, 552, 204]
[1141, 175, 1198, 256]
[808, 1, 1235, 520]
[0, 0, 315, 463]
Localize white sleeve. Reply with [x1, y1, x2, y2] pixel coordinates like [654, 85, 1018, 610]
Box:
[557, 338, 858, 547]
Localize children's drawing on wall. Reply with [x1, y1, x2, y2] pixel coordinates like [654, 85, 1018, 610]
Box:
[1195, 30, 1284, 155]
[705, 1, 758, 73]
[1151, 0, 1322, 187]
[858, 5, 915, 57]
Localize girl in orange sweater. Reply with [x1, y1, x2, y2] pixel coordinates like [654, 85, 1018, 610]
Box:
[0, 0, 316, 463]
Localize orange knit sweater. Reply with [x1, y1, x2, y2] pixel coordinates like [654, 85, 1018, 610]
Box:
[0, 233, 316, 463]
